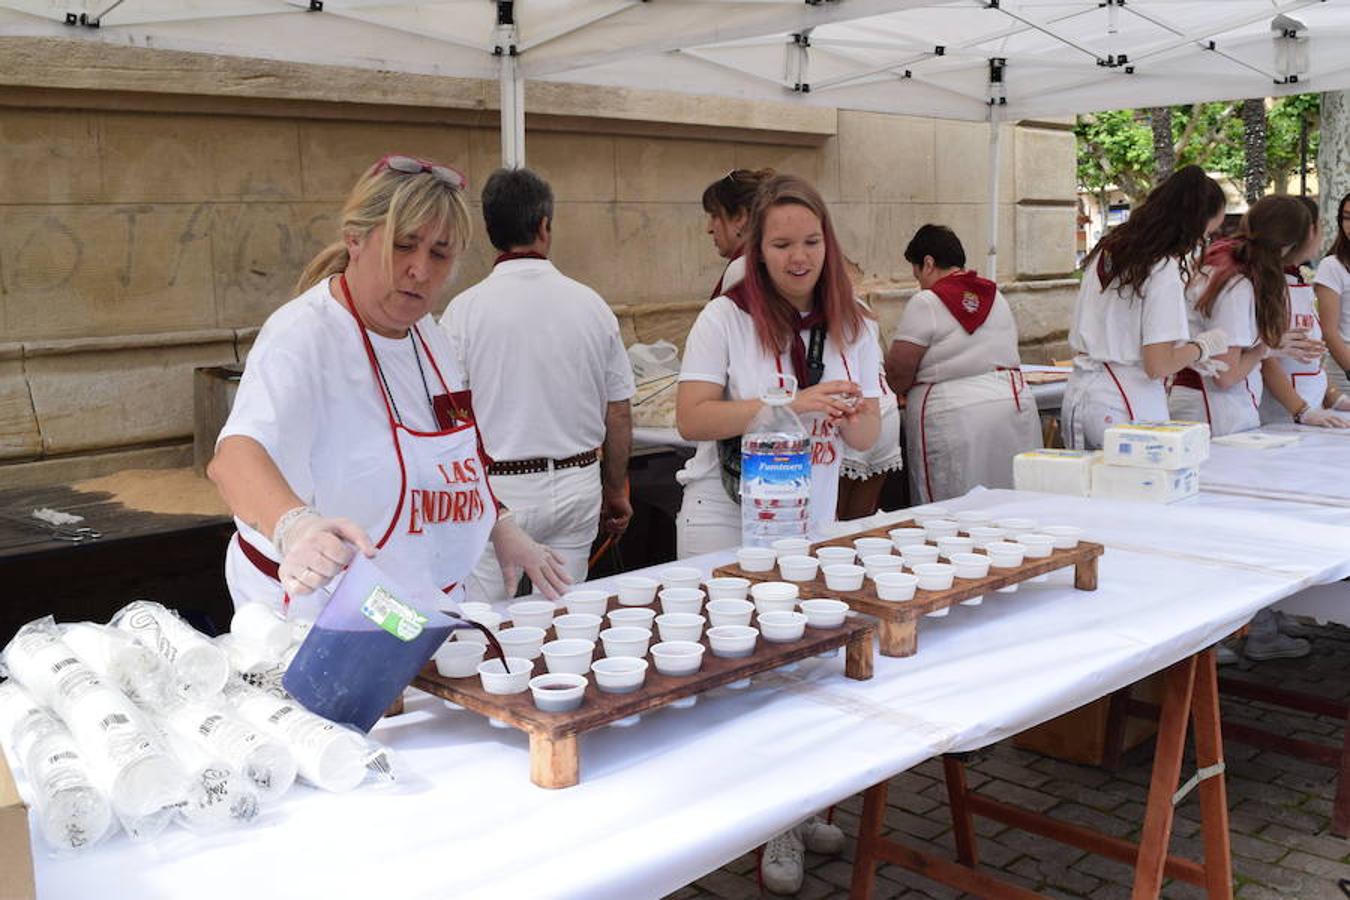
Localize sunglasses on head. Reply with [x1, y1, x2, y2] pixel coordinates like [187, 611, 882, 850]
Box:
[373, 154, 468, 191]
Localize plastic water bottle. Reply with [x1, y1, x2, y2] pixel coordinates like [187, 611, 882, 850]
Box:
[741, 374, 812, 547]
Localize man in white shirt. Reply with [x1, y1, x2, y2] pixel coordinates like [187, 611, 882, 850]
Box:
[442, 168, 636, 605]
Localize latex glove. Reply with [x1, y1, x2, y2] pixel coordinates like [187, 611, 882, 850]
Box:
[1299, 407, 1350, 428]
[1191, 357, 1230, 378]
[491, 515, 572, 600]
[1279, 329, 1327, 363]
[276, 510, 375, 596]
[1191, 329, 1229, 362]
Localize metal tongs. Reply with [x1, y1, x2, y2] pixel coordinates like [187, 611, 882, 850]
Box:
[0, 513, 102, 543]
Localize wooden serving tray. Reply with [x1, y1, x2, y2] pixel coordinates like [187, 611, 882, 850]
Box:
[714, 520, 1103, 659]
[411, 597, 875, 789]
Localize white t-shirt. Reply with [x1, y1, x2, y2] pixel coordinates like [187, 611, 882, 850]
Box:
[677, 296, 883, 488]
[441, 258, 636, 461]
[1314, 254, 1350, 341]
[1069, 257, 1190, 364]
[219, 277, 463, 557]
[1184, 270, 1263, 405]
[892, 288, 1021, 383]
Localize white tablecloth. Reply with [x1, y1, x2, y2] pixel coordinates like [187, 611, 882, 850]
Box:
[26, 485, 1350, 900]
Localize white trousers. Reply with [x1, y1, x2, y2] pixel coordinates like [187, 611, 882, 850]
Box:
[464, 463, 601, 607]
[675, 477, 742, 560]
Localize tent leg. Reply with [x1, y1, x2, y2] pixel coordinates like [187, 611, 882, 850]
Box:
[985, 113, 1002, 279]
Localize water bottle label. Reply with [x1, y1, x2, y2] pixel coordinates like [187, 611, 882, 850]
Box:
[741, 450, 810, 488]
[359, 586, 427, 642]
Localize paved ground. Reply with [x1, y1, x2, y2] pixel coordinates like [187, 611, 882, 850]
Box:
[669, 621, 1350, 900]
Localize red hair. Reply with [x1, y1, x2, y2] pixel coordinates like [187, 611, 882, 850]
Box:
[734, 174, 866, 358]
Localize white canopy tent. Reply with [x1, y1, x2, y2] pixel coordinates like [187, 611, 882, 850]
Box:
[4, 0, 1350, 272]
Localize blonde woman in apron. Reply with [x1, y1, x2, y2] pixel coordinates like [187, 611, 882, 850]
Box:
[1063, 166, 1230, 449]
[210, 155, 570, 620]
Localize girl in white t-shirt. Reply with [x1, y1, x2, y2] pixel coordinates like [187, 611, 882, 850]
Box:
[886, 224, 1041, 504]
[1063, 166, 1230, 449]
[1260, 198, 1350, 427]
[1171, 196, 1313, 434]
[1315, 191, 1350, 389]
[675, 175, 882, 558]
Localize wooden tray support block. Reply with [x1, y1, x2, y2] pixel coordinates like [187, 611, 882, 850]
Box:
[530, 733, 579, 790]
[1075, 554, 1099, 591]
[877, 618, 917, 659]
[846, 630, 875, 680]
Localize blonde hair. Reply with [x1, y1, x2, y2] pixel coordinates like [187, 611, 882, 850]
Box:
[296, 161, 472, 294]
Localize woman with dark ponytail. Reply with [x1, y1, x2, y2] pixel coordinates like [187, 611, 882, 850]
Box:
[701, 167, 776, 297]
[1063, 165, 1229, 448]
[1171, 196, 1308, 433]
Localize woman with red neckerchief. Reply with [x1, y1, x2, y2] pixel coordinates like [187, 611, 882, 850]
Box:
[885, 224, 1042, 504]
[209, 155, 570, 621]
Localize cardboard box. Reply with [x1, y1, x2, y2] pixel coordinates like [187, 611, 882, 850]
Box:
[0, 751, 36, 900]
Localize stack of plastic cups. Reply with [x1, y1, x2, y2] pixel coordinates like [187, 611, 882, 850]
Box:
[161, 701, 297, 803]
[1, 620, 190, 841]
[111, 601, 230, 702]
[60, 622, 172, 707]
[0, 681, 113, 853]
[222, 679, 368, 793]
[155, 727, 260, 832]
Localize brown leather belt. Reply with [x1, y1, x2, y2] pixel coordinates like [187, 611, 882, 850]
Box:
[488, 449, 598, 476]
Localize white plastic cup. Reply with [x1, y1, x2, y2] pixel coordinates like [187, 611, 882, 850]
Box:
[901, 545, 940, 568]
[799, 598, 849, 627]
[476, 657, 533, 695]
[921, 519, 960, 541]
[1015, 533, 1056, 559]
[599, 626, 652, 658]
[887, 528, 927, 549]
[541, 639, 595, 675]
[853, 537, 893, 558]
[1041, 526, 1083, 550]
[777, 555, 820, 583]
[655, 613, 705, 643]
[591, 657, 648, 693]
[936, 536, 975, 559]
[529, 673, 587, 712]
[771, 537, 811, 559]
[815, 546, 858, 566]
[758, 610, 807, 643]
[615, 576, 660, 606]
[607, 607, 657, 630]
[507, 600, 556, 630]
[707, 599, 754, 628]
[562, 590, 609, 617]
[913, 563, 955, 591]
[953, 510, 994, 529]
[950, 552, 992, 580]
[657, 566, 703, 591]
[552, 613, 603, 642]
[822, 564, 865, 592]
[705, 577, 751, 601]
[230, 604, 292, 658]
[967, 526, 1006, 549]
[706, 625, 758, 659]
[736, 547, 777, 573]
[650, 641, 705, 676]
[996, 517, 1038, 533]
[658, 588, 705, 616]
[874, 572, 919, 602]
[861, 554, 904, 579]
[495, 626, 547, 660]
[433, 641, 486, 678]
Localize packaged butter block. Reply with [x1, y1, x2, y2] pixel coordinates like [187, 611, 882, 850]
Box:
[1013, 449, 1103, 497]
[1091, 464, 1199, 504]
[1102, 421, 1209, 470]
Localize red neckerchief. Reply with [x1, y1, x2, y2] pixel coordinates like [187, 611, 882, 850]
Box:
[725, 281, 826, 387]
[929, 270, 996, 334]
[494, 250, 547, 265]
[1284, 264, 1309, 286]
[710, 252, 744, 300]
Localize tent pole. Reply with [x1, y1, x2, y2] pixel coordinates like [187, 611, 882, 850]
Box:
[499, 51, 525, 169]
[985, 111, 1002, 279]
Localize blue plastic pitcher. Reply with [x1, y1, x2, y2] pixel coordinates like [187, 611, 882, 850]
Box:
[282, 555, 476, 731]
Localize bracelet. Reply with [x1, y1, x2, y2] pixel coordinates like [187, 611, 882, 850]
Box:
[1189, 340, 1206, 362]
[1293, 402, 1311, 424]
[272, 505, 318, 555]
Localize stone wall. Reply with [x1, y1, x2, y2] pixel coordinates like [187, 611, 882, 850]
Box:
[0, 39, 1077, 487]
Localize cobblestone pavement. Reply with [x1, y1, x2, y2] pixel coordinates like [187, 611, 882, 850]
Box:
[668, 622, 1350, 900]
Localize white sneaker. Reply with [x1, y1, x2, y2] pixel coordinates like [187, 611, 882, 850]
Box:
[1215, 644, 1240, 666]
[799, 814, 846, 855]
[1244, 632, 1311, 661]
[760, 826, 805, 895]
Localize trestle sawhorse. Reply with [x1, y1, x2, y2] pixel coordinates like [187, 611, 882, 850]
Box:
[849, 649, 1233, 899]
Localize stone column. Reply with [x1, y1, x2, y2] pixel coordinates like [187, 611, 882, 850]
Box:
[1318, 90, 1350, 244]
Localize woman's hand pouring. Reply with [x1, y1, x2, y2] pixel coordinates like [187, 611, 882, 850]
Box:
[275, 508, 376, 596]
[491, 515, 572, 600]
